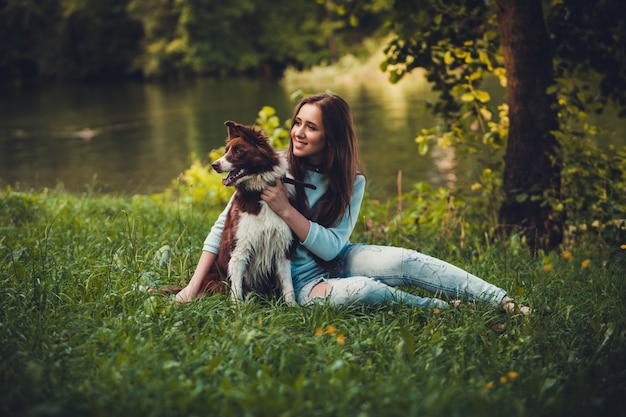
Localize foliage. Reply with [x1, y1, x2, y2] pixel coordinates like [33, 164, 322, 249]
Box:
[128, 0, 386, 78]
[62, 0, 144, 81]
[0, 0, 387, 82]
[254, 105, 292, 150]
[0, 0, 144, 83]
[559, 141, 626, 247]
[380, 0, 497, 114]
[378, 0, 626, 116]
[128, 0, 390, 78]
[550, 78, 626, 247]
[1, 187, 625, 416]
[368, 0, 625, 250]
[547, 0, 626, 115]
[0, 187, 41, 226]
[155, 155, 235, 213]
[374, 0, 510, 217]
[125, 0, 183, 78]
[153, 105, 291, 209]
[0, 0, 65, 83]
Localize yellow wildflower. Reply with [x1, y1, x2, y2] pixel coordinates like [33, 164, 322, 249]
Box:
[434, 308, 441, 315]
[581, 259, 590, 269]
[336, 334, 346, 345]
[507, 371, 519, 380]
[500, 376, 508, 384]
[485, 381, 494, 389]
[544, 264, 552, 272]
[326, 325, 337, 335]
[620, 244, 626, 250]
[561, 250, 572, 260]
[314, 328, 324, 337]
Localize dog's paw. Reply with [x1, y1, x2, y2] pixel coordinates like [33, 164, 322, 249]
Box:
[230, 291, 244, 307]
[283, 294, 297, 307]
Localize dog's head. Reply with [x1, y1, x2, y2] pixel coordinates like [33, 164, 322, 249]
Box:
[211, 121, 287, 191]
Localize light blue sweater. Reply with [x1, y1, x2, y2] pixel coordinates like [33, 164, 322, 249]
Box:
[203, 170, 366, 291]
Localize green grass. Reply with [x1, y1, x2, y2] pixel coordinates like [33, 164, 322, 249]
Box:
[1, 188, 625, 417]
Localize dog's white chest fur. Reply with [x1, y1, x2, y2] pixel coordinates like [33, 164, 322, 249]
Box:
[233, 203, 292, 268]
[228, 202, 295, 304]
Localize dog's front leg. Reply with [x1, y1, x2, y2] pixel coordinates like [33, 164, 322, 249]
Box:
[276, 259, 296, 306]
[228, 260, 246, 305]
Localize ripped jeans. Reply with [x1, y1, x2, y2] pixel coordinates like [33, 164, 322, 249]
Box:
[295, 244, 507, 309]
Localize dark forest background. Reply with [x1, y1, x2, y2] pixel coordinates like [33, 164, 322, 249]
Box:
[0, 0, 389, 83]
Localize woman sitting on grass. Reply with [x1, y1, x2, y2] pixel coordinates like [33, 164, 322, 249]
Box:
[176, 93, 530, 315]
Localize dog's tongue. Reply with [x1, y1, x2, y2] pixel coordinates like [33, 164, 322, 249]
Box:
[222, 169, 241, 186]
[222, 172, 234, 186]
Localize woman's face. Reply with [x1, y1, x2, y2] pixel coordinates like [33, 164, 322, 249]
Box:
[291, 103, 326, 166]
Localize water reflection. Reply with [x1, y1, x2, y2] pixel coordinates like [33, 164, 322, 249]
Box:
[0, 78, 624, 201]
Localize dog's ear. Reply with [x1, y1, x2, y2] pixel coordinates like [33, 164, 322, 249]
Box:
[224, 121, 236, 137]
[224, 120, 270, 145]
[224, 121, 244, 138]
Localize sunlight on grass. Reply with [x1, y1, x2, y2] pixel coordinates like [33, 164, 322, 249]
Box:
[282, 37, 429, 91]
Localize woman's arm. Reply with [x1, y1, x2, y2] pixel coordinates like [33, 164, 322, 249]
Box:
[175, 250, 217, 303]
[262, 175, 366, 260]
[176, 194, 234, 303]
[300, 175, 365, 260]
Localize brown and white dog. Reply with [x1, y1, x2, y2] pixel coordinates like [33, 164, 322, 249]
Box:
[204, 121, 297, 304]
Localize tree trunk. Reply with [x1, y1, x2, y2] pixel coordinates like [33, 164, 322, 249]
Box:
[496, 0, 563, 252]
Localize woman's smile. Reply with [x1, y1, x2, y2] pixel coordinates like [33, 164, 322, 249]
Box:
[291, 103, 326, 165]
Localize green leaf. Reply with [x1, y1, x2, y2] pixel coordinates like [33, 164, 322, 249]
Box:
[479, 51, 493, 69]
[451, 84, 467, 96]
[479, 107, 493, 121]
[474, 90, 491, 103]
[258, 106, 276, 119]
[466, 71, 482, 82]
[418, 141, 429, 156]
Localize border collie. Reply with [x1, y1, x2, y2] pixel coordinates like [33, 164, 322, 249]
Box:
[205, 121, 297, 304]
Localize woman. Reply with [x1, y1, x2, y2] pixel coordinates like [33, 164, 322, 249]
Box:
[176, 93, 529, 314]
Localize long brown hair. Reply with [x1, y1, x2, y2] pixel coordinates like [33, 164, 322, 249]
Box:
[287, 93, 364, 228]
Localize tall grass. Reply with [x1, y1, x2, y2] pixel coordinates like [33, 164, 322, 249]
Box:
[1, 187, 625, 417]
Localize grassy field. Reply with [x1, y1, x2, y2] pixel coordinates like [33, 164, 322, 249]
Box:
[1, 187, 625, 417]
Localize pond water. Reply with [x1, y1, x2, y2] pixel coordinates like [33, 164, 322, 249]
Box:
[1, 76, 624, 201]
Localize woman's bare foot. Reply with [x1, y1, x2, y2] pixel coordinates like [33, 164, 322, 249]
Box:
[449, 299, 462, 308]
[501, 296, 531, 315]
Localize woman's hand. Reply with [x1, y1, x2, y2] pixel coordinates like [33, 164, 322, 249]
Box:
[261, 180, 311, 242]
[174, 251, 217, 303]
[261, 180, 291, 217]
[175, 285, 196, 303]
